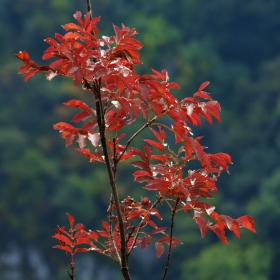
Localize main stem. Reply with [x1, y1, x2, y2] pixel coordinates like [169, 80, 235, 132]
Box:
[93, 80, 131, 280]
[85, 1, 131, 278]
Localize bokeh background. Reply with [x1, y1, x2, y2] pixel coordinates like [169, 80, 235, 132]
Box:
[1, 0, 280, 279]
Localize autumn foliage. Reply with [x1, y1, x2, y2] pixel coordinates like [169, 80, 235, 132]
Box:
[15, 10, 255, 280]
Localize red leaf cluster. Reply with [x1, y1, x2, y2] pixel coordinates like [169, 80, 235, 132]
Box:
[15, 11, 256, 262]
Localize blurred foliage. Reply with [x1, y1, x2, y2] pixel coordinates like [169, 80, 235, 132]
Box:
[1, 0, 280, 279]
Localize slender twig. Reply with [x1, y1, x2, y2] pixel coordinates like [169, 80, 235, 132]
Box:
[86, 0, 93, 19]
[162, 197, 180, 280]
[67, 261, 75, 280]
[117, 115, 158, 163]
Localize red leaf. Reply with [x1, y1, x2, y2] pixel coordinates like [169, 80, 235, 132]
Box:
[63, 100, 92, 114]
[73, 11, 83, 26]
[71, 111, 91, 123]
[44, 37, 59, 47]
[210, 224, 228, 244]
[194, 91, 212, 100]
[219, 215, 233, 230]
[77, 133, 87, 148]
[97, 230, 109, 238]
[89, 231, 99, 241]
[52, 234, 72, 246]
[65, 133, 75, 147]
[66, 213, 75, 229]
[237, 216, 256, 233]
[144, 139, 165, 153]
[151, 68, 164, 80]
[120, 37, 143, 49]
[84, 119, 98, 130]
[102, 221, 109, 232]
[74, 68, 84, 86]
[88, 133, 100, 147]
[62, 23, 83, 31]
[198, 81, 210, 91]
[158, 236, 183, 246]
[133, 170, 153, 183]
[155, 241, 165, 258]
[74, 248, 90, 253]
[14, 51, 30, 62]
[128, 209, 146, 220]
[130, 161, 151, 172]
[24, 69, 40, 81]
[150, 227, 167, 235]
[167, 82, 180, 89]
[177, 184, 190, 199]
[150, 208, 163, 220]
[74, 237, 92, 246]
[18, 64, 31, 74]
[52, 245, 72, 254]
[144, 179, 170, 191]
[149, 126, 166, 143]
[194, 217, 207, 238]
[141, 234, 152, 249]
[148, 220, 158, 228]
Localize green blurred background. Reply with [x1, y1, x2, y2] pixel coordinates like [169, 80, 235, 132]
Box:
[1, 0, 280, 279]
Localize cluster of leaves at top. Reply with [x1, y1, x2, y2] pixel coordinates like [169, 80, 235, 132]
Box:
[15, 11, 255, 279]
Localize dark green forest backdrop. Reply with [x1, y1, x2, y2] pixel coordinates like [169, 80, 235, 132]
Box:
[1, 0, 280, 279]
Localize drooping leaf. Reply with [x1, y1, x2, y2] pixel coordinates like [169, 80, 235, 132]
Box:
[155, 241, 165, 258]
[141, 234, 152, 249]
[88, 133, 100, 147]
[237, 215, 256, 233]
[24, 69, 40, 81]
[210, 224, 228, 244]
[194, 217, 207, 238]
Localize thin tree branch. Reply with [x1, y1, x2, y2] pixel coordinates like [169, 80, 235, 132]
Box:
[67, 261, 75, 280]
[108, 137, 122, 264]
[162, 197, 180, 280]
[117, 115, 158, 163]
[86, 0, 93, 19]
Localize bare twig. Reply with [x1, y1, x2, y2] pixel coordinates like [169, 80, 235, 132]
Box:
[162, 197, 180, 280]
[86, 0, 93, 19]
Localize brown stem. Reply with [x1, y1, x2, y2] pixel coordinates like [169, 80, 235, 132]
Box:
[108, 137, 121, 264]
[86, 0, 93, 19]
[92, 79, 131, 280]
[67, 262, 75, 280]
[162, 197, 180, 280]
